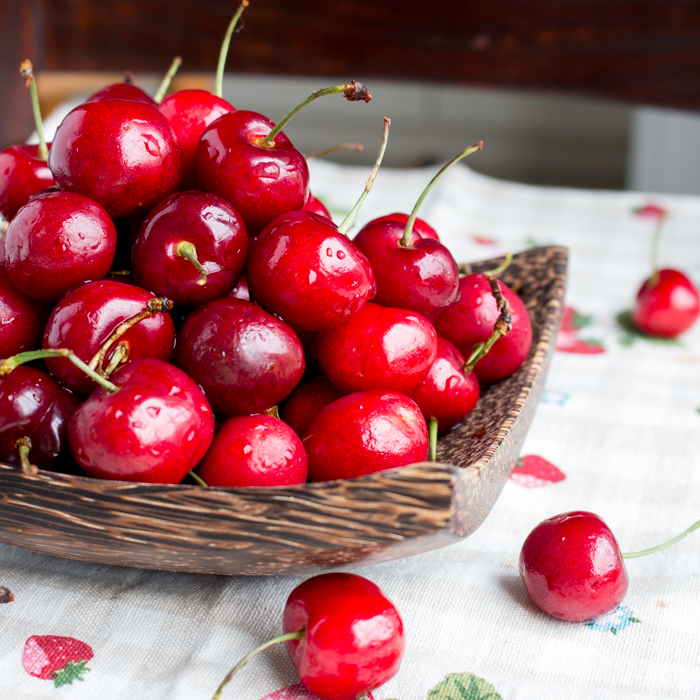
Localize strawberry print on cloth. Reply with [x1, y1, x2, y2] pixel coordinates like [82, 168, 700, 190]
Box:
[510, 455, 565, 488]
[22, 635, 93, 688]
[258, 684, 374, 700]
[557, 306, 605, 354]
[427, 672, 502, 699]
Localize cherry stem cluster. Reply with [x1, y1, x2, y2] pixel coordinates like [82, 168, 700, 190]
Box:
[212, 629, 305, 700]
[176, 241, 208, 286]
[154, 56, 182, 104]
[15, 437, 38, 476]
[20, 60, 48, 161]
[428, 417, 438, 461]
[337, 117, 391, 236]
[215, 0, 249, 99]
[400, 142, 483, 247]
[262, 80, 372, 149]
[622, 518, 700, 559]
[649, 211, 668, 288]
[306, 142, 364, 160]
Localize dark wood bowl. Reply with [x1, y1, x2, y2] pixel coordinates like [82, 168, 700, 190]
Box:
[0, 246, 567, 575]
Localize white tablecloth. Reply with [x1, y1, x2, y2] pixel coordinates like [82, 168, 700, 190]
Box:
[1, 159, 699, 700]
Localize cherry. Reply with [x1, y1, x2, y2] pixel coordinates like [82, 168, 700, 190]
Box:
[43, 280, 175, 396]
[370, 212, 439, 241]
[196, 414, 308, 487]
[632, 269, 700, 338]
[316, 302, 437, 395]
[302, 192, 332, 219]
[213, 572, 404, 700]
[131, 191, 248, 308]
[87, 72, 156, 105]
[303, 390, 428, 481]
[280, 375, 344, 437]
[173, 298, 305, 416]
[228, 273, 249, 301]
[4, 191, 117, 303]
[436, 273, 532, 383]
[0, 271, 50, 357]
[0, 145, 55, 221]
[48, 98, 182, 219]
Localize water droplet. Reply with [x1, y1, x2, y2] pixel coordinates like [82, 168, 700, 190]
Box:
[326, 247, 333, 257]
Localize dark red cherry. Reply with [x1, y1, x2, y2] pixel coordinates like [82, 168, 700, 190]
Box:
[280, 375, 344, 437]
[247, 210, 376, 332]
[228, 273, 250, 301]
[519, 511, 629, 622]
[0, 145, 55, 221]
[68, 359, 214, 483]
[316, 302, 437, 395]
[158, 90, 235, 190]
[303, 390, 428, 481]
[43, 280, 176, 396]
[131, 191, 248, 308]
[4, 191, 117, 303]
[632, 268, 700, 338]
[48, 98, 182, 219]
[302, 192, 332, 219]
[0, 366, 80, 470]
[409, 337, 479, 435]
[371, 212, 439, 240]
[194, 110, 309, 235]
[196, 414, 308, 487]
[437, 274, 532, 383]
[0, 271, 50, 357]
[88, 81, 156, 105]
[173, 298, 305, 416]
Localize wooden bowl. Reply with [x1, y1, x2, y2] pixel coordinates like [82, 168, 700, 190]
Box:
[0, 246, 567, 575]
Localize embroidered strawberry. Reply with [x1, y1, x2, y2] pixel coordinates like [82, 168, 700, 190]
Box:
[471, 235, 497, 246]
[258, 684, 375, 700]
[633, 203, 667, 219]
[557, 306, 605, 354]
[22, 635, 93, 687]
[510, 455, 565, 488]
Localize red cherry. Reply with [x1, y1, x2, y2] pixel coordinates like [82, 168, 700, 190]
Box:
[316, 303, 437, 395]
[519, 511, 629, 622]
[4, 191, 117, 303]
[0, 144, 55, 221]
[228, 273, 250, 301]
[280, 375, 344, 437]
[173, 298, 305, 416]
[131, 191, 248, 308]
[48, 98, 182, 219]
[247, 210, 376, 332]
[436, 274, 532, 383]
[88, 81, 156, 105]
[631, 268, 700, 338]
[68, 359, 214, 483]
[196, 414, 308, 487]
[0, 271, 50, 357]
[303, 390, 428, 481]
[371, 212, 439, 240]
[302, 192, 332, 219]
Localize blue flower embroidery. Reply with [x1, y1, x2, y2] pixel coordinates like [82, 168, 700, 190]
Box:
[541, 390, 570, 406]
[585, 605, 640, 635]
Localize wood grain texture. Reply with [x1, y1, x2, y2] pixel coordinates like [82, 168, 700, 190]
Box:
[0, 246, 567, 575]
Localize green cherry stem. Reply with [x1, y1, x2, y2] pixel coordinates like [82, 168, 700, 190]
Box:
[0, 349, 119, 393]
[649, 211, 668, 288]
[20, 60, 48, 161]
[188, 470, 208, 487]
[482, 251, 513, 277]
[622, 518, 700, 559]
[154, 56, 183, 103]
[15, 437, 38, 476]
[337, 116, 391, 236]
[261, 80, 372, 149]
[428, 417, 438, 461]
[306, 142, 364, 160]
[103, 342, 130, 378]
[400, 142, 483, 247]
[215, 0, 249, 99]
[212, 629, 305, 700]
[176, 241, 208, 286]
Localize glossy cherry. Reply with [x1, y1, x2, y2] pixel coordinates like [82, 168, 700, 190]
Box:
[370, 212, 439, 240]
[87, 77, 156, 105]
[303, 390, 428, 481]
[48, 98, 182, 219]
[302, 192, 332, 219]
[519, 511, 629, 622]
[131, 191, 248, 308]
[173, 298, 305, 416]
[0, 145, 55, 221]
[316, 302, 438, 395]
[68, 358, 214, 483]
[0, 271, 50, 357]
[196, 414, 308, 487]
[632, 269, 700, 338]
[437, 273, 532, 383]
[280, 375, 344, 437]
[4, 191, 117, 303]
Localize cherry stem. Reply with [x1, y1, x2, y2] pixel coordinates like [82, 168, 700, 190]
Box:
[212, 629, 305, 700]
[20, 60, 48, 161]
[189, 470, 208, 487]
[482, 252, 513, 277]
[649, 211, 667, 288]
[337, 116, 391, 236]
[261, 80, 372, 149]
[88, 297, 173, 374]
[15, 437, 38, 476]
[622, 518, 700, 559]
[176, 241, 208, 286]
[0, 349, 119, 393]
[154, 56, 182, 104]
[215, 0, 249, 99]
[464, 277, 512, 374]
[306, 142, 365, 160]
[400, 142, 483, 247]
[428, 418, 438, 461]
[103, 342, 130, 377]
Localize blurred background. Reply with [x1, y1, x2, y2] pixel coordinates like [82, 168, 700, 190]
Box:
[3, 0, 700, 193]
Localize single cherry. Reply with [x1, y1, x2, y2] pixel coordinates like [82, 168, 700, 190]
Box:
[302, 192, 332, 219]
[87, 72, 156, 105]
[0, 271, 50, 357]
[303, 390, 428, 481]
[280, 375, 344, 437]
[370, 212, 439, 240]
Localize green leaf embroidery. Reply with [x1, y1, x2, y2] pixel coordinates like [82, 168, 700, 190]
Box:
[571, 311, 594, 329]
[53, 659, 90, 687]
[611, 627, 617, 635]
[616, 310, 682, 345]
[629, 617, 641, 623]
[428, 672, 502, 700]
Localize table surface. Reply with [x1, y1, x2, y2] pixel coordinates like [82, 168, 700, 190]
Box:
[1, 157, 699, 700]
